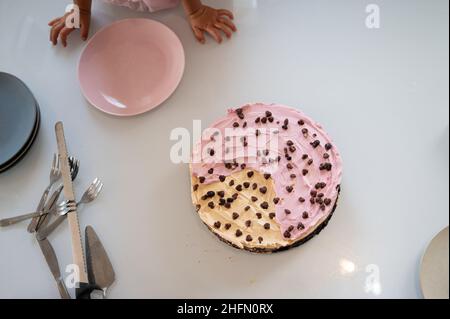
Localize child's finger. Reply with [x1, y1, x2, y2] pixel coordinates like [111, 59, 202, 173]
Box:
[217, 9, 234, 20]
[48, 17, 62, 27]
[80, 20, 90, 40]
[218, 17, 237, 32]
[50, 22, 65, 45]
[192, 27, 205, 44]
[60, 27, 73, 47]
[214, 22, 232, 38]
[206, 26, 223, 44]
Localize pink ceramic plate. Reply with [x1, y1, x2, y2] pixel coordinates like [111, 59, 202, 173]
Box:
[78, 19, 185, 116]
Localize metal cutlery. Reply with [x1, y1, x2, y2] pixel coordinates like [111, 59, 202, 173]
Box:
[27, 153, 61, 233]
[84, 226, 115, 299]
[36, 156, 80, 231]
[38, 238, 71, 299]
[0, 185, 63, 227]
[37, 178, 103, 240]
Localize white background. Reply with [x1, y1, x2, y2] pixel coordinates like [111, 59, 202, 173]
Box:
[0, 0, 448, 298]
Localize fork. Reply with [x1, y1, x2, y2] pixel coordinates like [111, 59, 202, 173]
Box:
[27, 154, 61, 233]
[36, 178, 104, 240]
[35, 156, 80, 231]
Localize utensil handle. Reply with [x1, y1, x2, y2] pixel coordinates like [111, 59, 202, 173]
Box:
[57, 278, 71, 299]
[27, 185, 51, 233]
[0, 211, 47, 227]
[36, 216, 66, 240]
[76, 282, 98, 299]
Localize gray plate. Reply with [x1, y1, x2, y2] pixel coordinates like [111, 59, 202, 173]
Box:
[0, 72, 38, 167]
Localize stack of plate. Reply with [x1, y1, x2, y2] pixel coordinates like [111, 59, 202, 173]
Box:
[0, 72, 40, 174]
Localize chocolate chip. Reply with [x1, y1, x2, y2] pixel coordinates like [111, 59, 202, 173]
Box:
[251, 196, 258, 202]
[324, 198, 332, 206]
[259, 186, 267, 194]
[317, 193, 324, 198]
[264, 223, 270, 230]
[323, 153, 330, 159]
[235, 229, 243, 237]
[325, 143, 333, 151]
[233, 122, 239, 128]
[302, 169, 309, 176]
[258, 236, 263, 243]
[289, 146, 296, 153]
[297, 222, 305, 230]
[288, 225, 294, 232]
[193, 184, 199, 191]
[255, 129, 260, 137]
[235, 184, 243, 191]
[319, 163, 333, 171]
[225, 163, 232, 169]
[252, 183, 258, 190]
[206, 191, 215, 198]
[316, 197, 323, 204]
[260, 202, 269, 209]
[265, 111, 272, 117]
[255, 117, 260, 123]
[232, 212, 239, 220]
[240, 163, 246, 170]
[273, 197, 280, 204]
[320, 204, 326, 211]
[284, 119, 289, 125]
[307, 159, 314, 165]
[302, 211, 309, 219]
[268, 116, 274, 123]
[310, 190, 317, 197]
[286, 140, 293, 147]
[218, 191, 225, 198]
[290, 174, 296, 179]
[219, 175, 226, 182]
[208, 168, 214, 174]
[302, 154, 308, 160]
[261, 117, 267, 124]
[285, 209, 291, 215]
[232, 193, 239, 200]
[225, 223, 232, 230]
[310, 198, 315, 204]
[269, 212, 276, 219]
[302, 128, 308, 135]
[246, 235, 253, 242]
[226, 197, 234, 203]
[286, 186, 293, 193]
[299, 197, 305, 203]
[199, 176, 206, 183]
[201, 195, 208, 201]
[214, 221, 221, 229]
[256, 212, 262, 219]
[229, 180, 235, 186]
[264, 173, 271, 180]
[219, 198, 226, 205]
[247, 171, 254, 178]
[243, 182, 250, 188]
[298, 119, 305, 126]
[196, 204, 201, 211]
[287, 163, 293, 170]
[284, 231, 291, 238]
[285, 155, 292, 161]
[208, 202, 215, 209]
[224, 203, 231, 209]
[311, 140, 320, 148]
[245, 220, 252, 227]
[282, 125, 288, 130]
[245, 206, 251, 211]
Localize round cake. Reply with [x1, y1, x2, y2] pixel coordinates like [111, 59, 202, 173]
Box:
[190, 103, 342, 253]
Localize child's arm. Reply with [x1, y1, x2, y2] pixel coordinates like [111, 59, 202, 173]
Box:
[182, 0, 236, 44]
[49, 0, 92, 47]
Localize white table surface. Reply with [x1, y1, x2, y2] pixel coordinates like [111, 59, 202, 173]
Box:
[0, 0, 448, 299]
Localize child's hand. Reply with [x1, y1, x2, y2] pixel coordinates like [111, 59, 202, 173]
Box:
[187, 6, 237, 44]
[48, 9, 91, 47]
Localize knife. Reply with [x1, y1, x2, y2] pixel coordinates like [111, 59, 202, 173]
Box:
[55, 122, 89, 294]
[38, 238, 71, 299]
[85, 226, 115, 299]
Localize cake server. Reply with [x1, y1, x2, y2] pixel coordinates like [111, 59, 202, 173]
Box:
[85, 226, 115, 299]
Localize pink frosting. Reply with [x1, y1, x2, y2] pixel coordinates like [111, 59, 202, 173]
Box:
[191, 103, 343, 240]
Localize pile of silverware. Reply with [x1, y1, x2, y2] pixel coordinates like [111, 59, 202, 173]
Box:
[1, 122, 115, 299]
